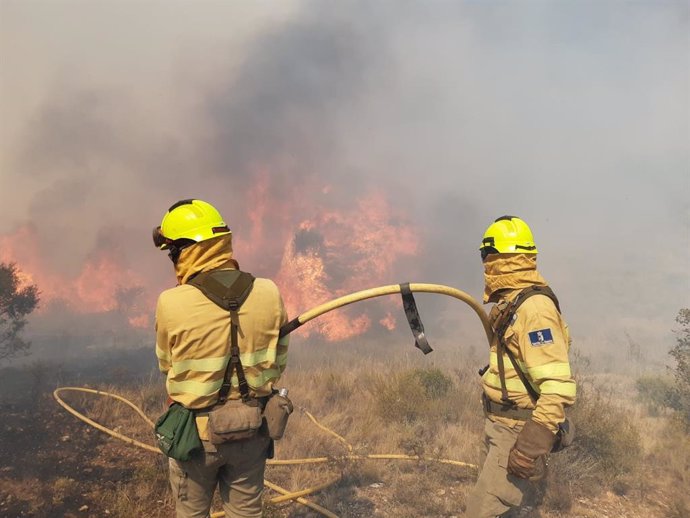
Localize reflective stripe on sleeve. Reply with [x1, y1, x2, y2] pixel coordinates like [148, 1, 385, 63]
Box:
[527, 362, 572, 380]
[539, 379, 577, 397]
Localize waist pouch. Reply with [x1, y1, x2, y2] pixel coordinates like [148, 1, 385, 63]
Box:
[552, 417, 575, 452]
[155, 403, 203, 461]
[263, 393, 293, 440]
[208, 399, 263, 444]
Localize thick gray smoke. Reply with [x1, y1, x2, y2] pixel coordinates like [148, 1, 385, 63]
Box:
[0, 1, 687, 366]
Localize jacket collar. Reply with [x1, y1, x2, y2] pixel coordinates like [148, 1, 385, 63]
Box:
[483, 253, 547, 303]
[174, 234, 236, 285]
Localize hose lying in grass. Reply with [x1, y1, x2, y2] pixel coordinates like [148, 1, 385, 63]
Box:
[54, 282, 489, 517]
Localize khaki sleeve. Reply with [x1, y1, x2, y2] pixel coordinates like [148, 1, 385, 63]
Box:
[514, 295, 576, 432]
[154, 295, 172, 374]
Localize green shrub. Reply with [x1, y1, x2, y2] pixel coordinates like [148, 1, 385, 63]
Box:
[374, 368, 462, 424]
[636, 374, 678, 415]
[670, 309, 690, 429]
[413, 368, 453, 399]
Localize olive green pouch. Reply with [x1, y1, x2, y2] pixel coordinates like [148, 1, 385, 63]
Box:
[263, 392, 293, 440]
[155, 403, 203, 461]
[207, 399, 263, 444]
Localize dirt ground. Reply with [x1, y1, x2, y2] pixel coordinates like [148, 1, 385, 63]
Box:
[0, 392, 169, 518]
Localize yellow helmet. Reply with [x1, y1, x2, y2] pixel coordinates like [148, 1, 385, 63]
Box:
[153, 199, 230, 252]
[480, 215, 537, 260]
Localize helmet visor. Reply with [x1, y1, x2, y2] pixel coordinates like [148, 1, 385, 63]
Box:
[152, 226, 172, 250]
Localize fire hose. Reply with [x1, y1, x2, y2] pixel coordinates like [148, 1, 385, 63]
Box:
[54, 282, 493, 517]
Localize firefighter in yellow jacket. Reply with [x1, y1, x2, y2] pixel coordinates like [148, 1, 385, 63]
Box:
[465, 216, 576, 518]
[153, 199, 289, 518]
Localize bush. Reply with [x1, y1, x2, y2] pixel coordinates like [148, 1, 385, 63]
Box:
[412, 368, 454, 399]
[636, 374, 678, 416]
[670, 309, 690, 429]
[374, 368, 463, 425]
[545, 387, 641, 509]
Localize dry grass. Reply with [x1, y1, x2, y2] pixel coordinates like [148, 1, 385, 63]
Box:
[2, 345, 689, 517]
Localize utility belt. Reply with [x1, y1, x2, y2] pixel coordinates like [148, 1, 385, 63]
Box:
[155, 389, 293, 461]
[193, 394, 271, 417]
[482, 392, 533, 422]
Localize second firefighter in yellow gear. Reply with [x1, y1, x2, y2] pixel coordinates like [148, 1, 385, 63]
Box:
[466, 216, 576, 518]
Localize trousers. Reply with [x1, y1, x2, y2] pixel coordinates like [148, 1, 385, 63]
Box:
[169, 434, 271, 518]
[465, 418, 544, 518]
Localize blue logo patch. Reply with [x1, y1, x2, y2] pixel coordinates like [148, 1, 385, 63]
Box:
[528, 328, 554, 346]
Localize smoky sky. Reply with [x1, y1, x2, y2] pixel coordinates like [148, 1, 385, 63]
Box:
[0, 0, 688, 362]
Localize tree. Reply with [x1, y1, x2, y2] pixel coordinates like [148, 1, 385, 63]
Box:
[0, 262, 40, 362]
[670, 308, 690, 428]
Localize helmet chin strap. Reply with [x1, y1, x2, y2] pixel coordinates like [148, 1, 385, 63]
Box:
[167, 239, 196, 264]
[168, 245, 182, 264]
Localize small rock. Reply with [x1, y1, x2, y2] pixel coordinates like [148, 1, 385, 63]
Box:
[79, 505, 88, 512]
[60, 435, 70, 442]
[369, 482, 384, 488]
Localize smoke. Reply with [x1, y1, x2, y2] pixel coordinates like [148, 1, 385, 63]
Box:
[0, 1, 688, 365]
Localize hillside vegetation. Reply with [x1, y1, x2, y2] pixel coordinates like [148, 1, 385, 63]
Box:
[0, 344, 688, 517]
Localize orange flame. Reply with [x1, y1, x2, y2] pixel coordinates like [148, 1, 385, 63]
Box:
[1, 183, 419, 340]
[274, 190, 419, 341]
[0, 224, 150, 327]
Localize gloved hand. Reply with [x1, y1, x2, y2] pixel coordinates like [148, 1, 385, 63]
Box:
[507, 419, 556, 480]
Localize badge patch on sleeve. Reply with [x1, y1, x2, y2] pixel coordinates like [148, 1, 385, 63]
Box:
[528, 328, 554, 346]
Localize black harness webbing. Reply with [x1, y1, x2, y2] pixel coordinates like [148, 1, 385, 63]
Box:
[187, 267, 256, 403]
[400, 283, 433, 355]
[493, 285, 561, 405]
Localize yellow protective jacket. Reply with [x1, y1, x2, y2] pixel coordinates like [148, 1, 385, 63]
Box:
[481, 254, 576, 433]
[155, 235, 289, 439]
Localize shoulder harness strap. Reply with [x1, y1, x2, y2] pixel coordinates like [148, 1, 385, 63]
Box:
[187, 266, 256, 403]
[494, 285, 560, 405]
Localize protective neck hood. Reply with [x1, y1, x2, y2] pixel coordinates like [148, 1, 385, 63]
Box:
[483, 253, 547, 303]
[174, 234, 237, 285]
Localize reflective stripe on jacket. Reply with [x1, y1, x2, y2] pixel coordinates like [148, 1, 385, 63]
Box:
[156, 277, 288, 409]
[482, 290, 576, 432]
[155, 235, 289, 411]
